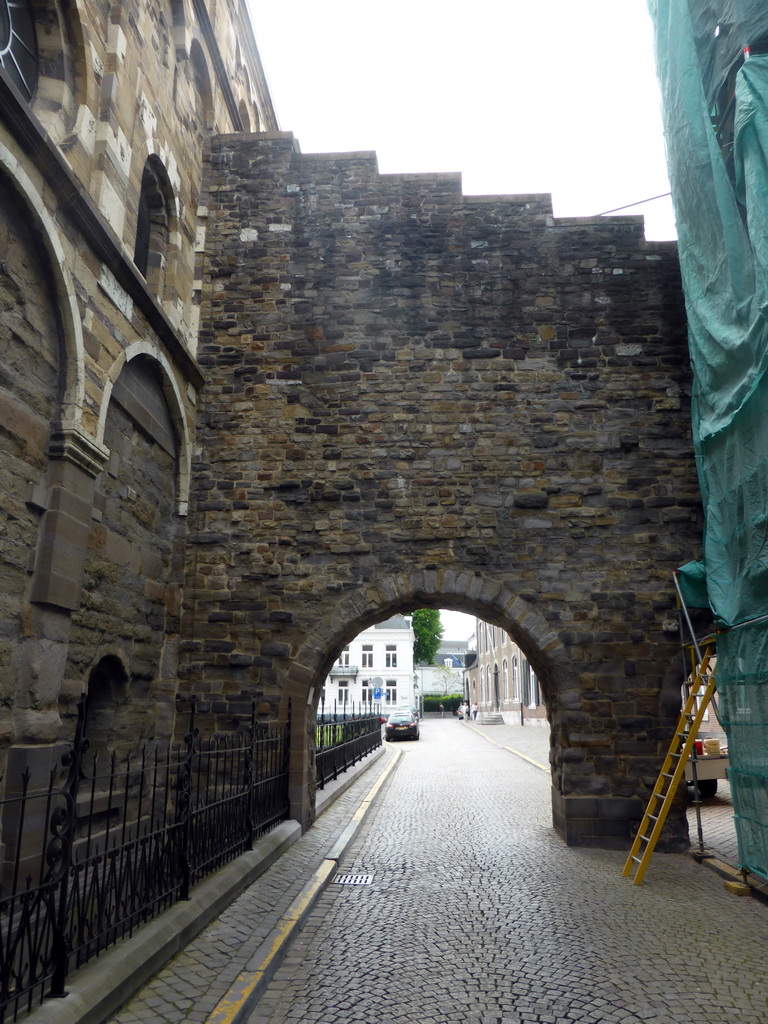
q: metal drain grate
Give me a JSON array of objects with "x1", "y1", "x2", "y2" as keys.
[{"x1": 332, "y1": 873, "x2": 374, "y2": 885}]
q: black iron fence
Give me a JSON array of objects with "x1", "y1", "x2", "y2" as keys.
[
  {"x1": 0, "y1": 697, "x2": 289, "y2": 1022},
  {"x1": 315, "y1": 701, "x2": 383, "y2": 789}
]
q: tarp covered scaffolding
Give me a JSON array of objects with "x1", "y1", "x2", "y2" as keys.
[{"x1": 649, "y1": 0, "x2": 768, "y2": 878}]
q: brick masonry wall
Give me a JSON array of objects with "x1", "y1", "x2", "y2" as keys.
[{"x1": 191, "y1": 133, "x2": 703, "y2": 845}]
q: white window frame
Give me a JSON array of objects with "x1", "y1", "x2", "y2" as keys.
[{"x1": 529, "y1": 667, "x2": 539, "y2": 709}]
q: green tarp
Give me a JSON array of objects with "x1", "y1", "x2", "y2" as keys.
[
  {"x1": 649, "y1": 0, "x2": 768, "y2": 877},
  {"x1": 676, "y1": 560, "x2": 711, "y2": 609}
]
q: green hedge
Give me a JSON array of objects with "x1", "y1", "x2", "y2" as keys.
[{"x1": 423, "y1": 694, "x2": 464, "y2": 713}]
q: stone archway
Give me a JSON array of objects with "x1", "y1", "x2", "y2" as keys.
[
  {"x1": 189, "y1": 133, "x2": 702, "y2": 850},
  {"x1": 281, "y1": 570, "x2": 570, "y2": 723},
  {"x1": 280, "y1": 570, "x2": 573, "y2": 833}
]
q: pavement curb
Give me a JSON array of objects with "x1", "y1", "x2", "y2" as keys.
[{"x1": 204, "y1": 746, "x2": 402, "y2": 1024}]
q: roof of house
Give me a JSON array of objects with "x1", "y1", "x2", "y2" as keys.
[{"x1": 374, "y1": 614, "x2": 411, "y2": 630}]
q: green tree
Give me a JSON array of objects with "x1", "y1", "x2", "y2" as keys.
[{"x1": 412, "y1": 609, "x2": 444, "y2": 664}]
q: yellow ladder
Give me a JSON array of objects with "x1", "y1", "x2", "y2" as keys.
[{"x1": 622, "y1": 645, "x2": 716, "y2": 885}]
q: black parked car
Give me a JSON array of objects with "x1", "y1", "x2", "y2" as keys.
[{"x1": 385, "y1": 711, "x2": 420, "y2": 741}]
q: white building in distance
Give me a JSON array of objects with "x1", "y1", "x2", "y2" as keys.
[
  {"x1": 416, "y1": 640, "x2": 468, "y2": 697},
  {"x1": 322, "y1": 615, "x2": 415, "y2": 714}
]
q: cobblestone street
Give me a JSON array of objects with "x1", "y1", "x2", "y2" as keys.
[{"x1": 247, "y1": 719, "x2": 768, "y2": 1024}]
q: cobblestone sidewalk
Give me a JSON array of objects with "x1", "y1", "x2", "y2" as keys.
[
  {"x1": 468, "y1": 719, "x2": 740, "y2": 867},
  {"x1": 57, "y1": 719, "x2": 747, "y2": 1024},
  {"x1": 248, "y1": 718, "x2": 768, "y2": 1024}
]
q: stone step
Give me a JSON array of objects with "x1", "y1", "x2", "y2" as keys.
[{"x1": 478, "y1": 713, "x2": 505, "y2": 725}]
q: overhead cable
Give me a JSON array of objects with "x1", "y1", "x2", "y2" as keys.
[{"x1": 596, "y1": 191, "x2": 672, "y2": 216}]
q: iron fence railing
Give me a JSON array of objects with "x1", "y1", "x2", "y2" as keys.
[
  {"x1": 0, "y1": 697, "x2": 289, "y2": 1022},
  {"x1": 0, "y1": 690, "x2": 385, "y2": 1020},
  {"x1": 315, "y1": 702, "x2": 382, "y2": 790}
]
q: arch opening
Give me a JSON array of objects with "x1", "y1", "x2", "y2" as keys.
[
  {"x1": 189, "y1": 38, "x2": 213, "y2": 131},
  {"x1": 133, "y1": 155, "x2": 177, "y2": 299},
  {"x1": 288, "y1": 583, "x2": 563, "y2": 720},
  {"x1": 271, "y1": 569, "x2": 689, "y2": 849},
  {"x1": 83, "y1": 654, "x2": 129, "y2": 763},
  {"x1": 278, "y1": 570, "x2": 569, "y2": 831}
]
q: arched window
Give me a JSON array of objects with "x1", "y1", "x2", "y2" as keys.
[
  {"x1": 479, "y1": 667, "x2": 485, "y2": 706},
  {"x1": 503, "y1": 659, "x2": 508, "y2": 700},
  {"x1": 512, "y1": 657, "x2": 520, "y2": 702},
  {"x1": 3, "y1": 0, "x2": 86, "y2": 144},
  {"x1": 0, "y1": 0, "x2": 38, "y2": 100},
  {"x1": 190, "y1": 38, "x2": 213, "y2": 131},
  {"x1": 238, "y1": 98, "x2": 251, "y2": 131},
  {"x1": 134, "y1": 156, "x2": 175, "y2": 296}
]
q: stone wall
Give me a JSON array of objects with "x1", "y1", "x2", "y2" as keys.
[
  {"x1": 0, "y1": 0, "x2": 275, "y2": 780},
  {"x1": 67, "y1": 357, "x2": 183, "y2": 754},
  {"x1": 0, "y1": 177, "x2": 61, "y2": 772},
  {"x1": 189, "y1": 133, "x2": 704, "y2": 847}
]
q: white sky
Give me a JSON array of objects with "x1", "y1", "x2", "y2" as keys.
[
  {"x1": 251, "y1": 0, "x2": 676, "y2": 240},
  {"x1": 440, "y1": 609, "x2": 476, "y2": 642}
]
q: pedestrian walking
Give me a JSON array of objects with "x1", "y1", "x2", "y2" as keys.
[
  {"x1": 439, "y1": 703, "x2": 444, "y2": 718},
  {"x1": 472, "y1": 702, "x2": 478, "y2": 721}
]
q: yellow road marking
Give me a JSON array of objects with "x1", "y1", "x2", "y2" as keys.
[
  {"x1": 206, "y1": 746, "x2": 402, "y2": 1024},
  {"x1": 206, "y1": 858, "x2": 336, "y2": 1024},
  {"x1": 349, "y1": 745, "x2": 401, "y2": 821}
]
